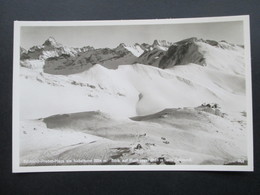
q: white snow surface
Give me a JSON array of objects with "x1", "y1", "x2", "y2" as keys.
[
  {"x1": 20, "y1": 60, "x2": 245, "y2": 119},
  {"x1": 197, "y1": 41, "x2": 245, "y2": 75},
  {"x1": 124, "y1": 44, "x2": 145, "y2": 57},
  {"x1": 20, "y1": 60, "x2": 45, "y2": 69},
  {"x1": 20, "y1": 107, "x2": 247, "y2": 166}
]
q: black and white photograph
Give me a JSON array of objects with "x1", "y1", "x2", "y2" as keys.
[{"x1": 12, "y1": 16, "x2": 253, "y2": 172}]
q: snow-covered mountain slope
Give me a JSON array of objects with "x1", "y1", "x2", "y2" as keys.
[
  {"x1": 19, "y1": 37, "x2": 246, "y2": 118},
  {"x1": 158, "y1": 38, "x2": 244, "y2": 74},
  {"x1": 195, "y1": 40, "x2": 244, "y2": 75},
  {"x1": 20, "y1": 62, "x2": 245, "y2": 119},
  {"x1": 116, "y1": 43, "x2": 145, "y2": 57},
  {"x1": 164, "y1": 63, "x2": 245, "y2": 114},
  {"x1": 20, "y1": 106, "x2": 247, "y2": 166},
  {"x1": 19, "y1": 65, "x2": 139, "y2": 119},
  {"x1": 134, "y1": 38, "x2": 244, "y2": 74},
  {"x1": 20, "y1": 59, "x2": 45, "y2": 69}
]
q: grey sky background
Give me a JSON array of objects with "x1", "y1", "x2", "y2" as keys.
[{"x1": 21, "y1": 21, "x2": 244, "y2": 50}]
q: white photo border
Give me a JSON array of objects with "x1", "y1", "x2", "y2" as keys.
[{"x1": 13, "y1": 15, "x2": 253, "y2": 173}]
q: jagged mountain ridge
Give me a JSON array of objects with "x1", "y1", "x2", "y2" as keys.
[
  {"x1": 152, "y1": 39, "x2": 173, "y2": 51},
  {"x1": 20, "y1": 37, "x2": 244, "y2": 75},
  {"x1": 20, "y1": 37, "x2": 144, "y2": 61},
  {"x1": 20, "y1": 37, "x2": 173, "y2": 74},
  {"x1": 20, "y1": 37, "x2": 95, "y2": 61},
  {"x1": 158, "y1": 37, "x2": 244, "y2": 69},
  {"x1": 43, "y1": 46, "x2": 137, "y2": 74},
  {"x1": 138, "y1": 37, "x2": 244, "y2": 75}
]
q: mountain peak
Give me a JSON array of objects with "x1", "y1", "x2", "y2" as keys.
[
  {"x1": 152, "y1": 40, "x2": 159, "y2": 46},
  {"x1": 174, "y1": 37, "x2": 199, "y2": 45},
  {"x1": 152, "y1": 40, "x2": 172, "y2": 48},
  {"x1": 118, "y1": 43, "x2": 126, "y2": 47},
  {"x1": 43, "y1": 37, "x2": 61, "y2": 47},
  {"x1": 20, "y1": 47, "x2": 27, "y2": 54}
]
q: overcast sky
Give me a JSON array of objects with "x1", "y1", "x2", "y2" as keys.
[{"x1": 21, "y1": 21, "x2": 244, "y2": 50}]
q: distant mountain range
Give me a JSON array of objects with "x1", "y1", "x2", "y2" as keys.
[{"x1": 20, "y1": 37, "x2": 244, "y2": 75}]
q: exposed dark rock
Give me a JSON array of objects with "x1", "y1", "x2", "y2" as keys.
[
  {"x1": 158, "y1": 37, "x2": 206, "y2": 68},
  {"x1": 134, "y1": 144, "x2": 142, "y2": 150}
]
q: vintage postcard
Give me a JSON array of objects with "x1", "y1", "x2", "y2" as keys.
[{"x1": 13, "y1": 15, "x2": 253, "y2": 172}]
